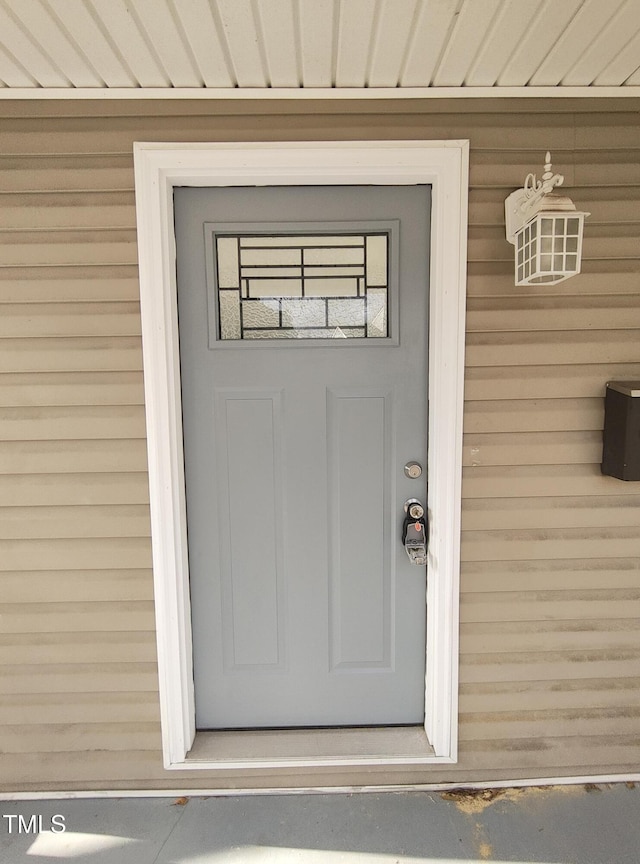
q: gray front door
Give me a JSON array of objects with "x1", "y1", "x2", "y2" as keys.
[{"x1": 175, "y1": 184, "x2": 430, "y2": 729}]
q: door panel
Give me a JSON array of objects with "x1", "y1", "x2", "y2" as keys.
[
  {"x1": 216, "y1": 390, "x2": 285, "y2": 672},
  {"x1": 327, "y1": 389, "x2": 391, "y2": 671},
  {"x1": 174, "y1": 185, "x2": 430, "y2": 729}
]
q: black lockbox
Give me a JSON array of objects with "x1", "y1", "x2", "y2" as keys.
[{"x1": 601, "y1": 381, "x2": 640, "y2": 481}]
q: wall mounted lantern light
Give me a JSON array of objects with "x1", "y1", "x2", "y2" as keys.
[{"x1": 505, "y1": 152, "x2": 589, "y2": 286}]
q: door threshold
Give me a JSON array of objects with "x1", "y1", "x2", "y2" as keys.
[{"x1": 183, "y1": 725, "x2": 439, "y2": 770}]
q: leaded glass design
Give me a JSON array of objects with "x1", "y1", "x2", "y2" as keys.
[{"x1": 215, "y1": 233, "x2": 389, "y2": 340}]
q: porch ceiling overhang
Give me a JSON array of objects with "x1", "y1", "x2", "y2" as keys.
[{"x1": 0, "y1": 0, "x2": 639, "y2": 100}]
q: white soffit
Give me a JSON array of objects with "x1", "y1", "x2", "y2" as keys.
[{"x1": 0, "y1": 0, "x2": 639, "y2": 99}]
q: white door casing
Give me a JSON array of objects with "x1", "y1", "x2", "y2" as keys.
[{"x1": 134, "y1": 141, "x2": 468, "y2": 773}]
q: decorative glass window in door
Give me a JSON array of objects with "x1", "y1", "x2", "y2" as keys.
[{"x1": 214, "y1": 232, "x2": 389, "y2": 340}]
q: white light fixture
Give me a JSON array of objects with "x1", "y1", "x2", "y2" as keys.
[{"x1": 505, "y1": 152, "x2": 589, "y2": 286}]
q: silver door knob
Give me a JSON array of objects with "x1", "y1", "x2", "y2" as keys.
[
  {"x1": 402, "y1": 499, "x2": 428, "y2": 565},
  {"x1": 404, "y1": 498, "x2": 424, "y2": 519}
]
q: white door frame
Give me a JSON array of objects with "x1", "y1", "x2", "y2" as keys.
[{"x1": 134, "y1": 140, "x2": 468, "y2": 772}]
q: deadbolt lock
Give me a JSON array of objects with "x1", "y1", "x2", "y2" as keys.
[{"x1": 404, "y1": 461, "x2": 423, "y2": 479}]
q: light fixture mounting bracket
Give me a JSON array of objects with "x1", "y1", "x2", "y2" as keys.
[{"x1": 505, "y1": 151, "x2": 566, "y2": 244}]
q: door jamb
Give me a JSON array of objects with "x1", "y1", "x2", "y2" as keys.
[{"x1": 134, "y1": 140, "x2": 468, "y2": 771}]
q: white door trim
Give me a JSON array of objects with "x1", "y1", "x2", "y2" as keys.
[{"x1": 134, "y1": 140, "x2": 468, "y2": 772}]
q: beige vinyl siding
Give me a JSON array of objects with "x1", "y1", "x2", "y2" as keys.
[{"x1": 0, "y1": 98, "x2": 638, "y2": 792}]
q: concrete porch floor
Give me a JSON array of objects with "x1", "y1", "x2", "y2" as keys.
[{"x1": 1, "y1": 782, "x2": 639, "y2": 863}]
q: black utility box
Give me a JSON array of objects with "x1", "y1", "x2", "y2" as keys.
[{"x1": 602, "y1": 381, "x2": 640, "y2": 481}]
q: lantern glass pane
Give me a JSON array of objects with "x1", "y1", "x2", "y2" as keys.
[{"x1": 514, "y1": 210, "x2": 585, "y2": 286}]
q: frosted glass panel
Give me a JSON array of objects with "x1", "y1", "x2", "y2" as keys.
[
  {"x1": 366, "y1": 235, "x2": 388, "y2": 286},
  {"x1": 366, "y1": 289, "x2": 387, "y2": 337},
  {"x1": 219, "y1": 291, "x2": 241, "y2": 339},
  {"x1": 217, "y1": 237, "x2": 240, "y2": 288},
  {"x1": 244, "y1": 328, "x2": 365, "y2": 339},
  {"x1": 305, "y1": 278, "x2": 359, "y2": 297},
  {"x1": 215, "y1": 232, "x2": 389, "y2": 341},
  {"x1": 303, "y1": 247, "x2": 364, "y2": 265},
  {"x1": 241, "y1": 235, "x2": 362, "y2": 247},
  {"x1": 245, "y1": 279, "x2": 303, "y2": 298},
  {"x1": 242, "y1": 299, "x2": 280, "y2": 329},
  {"x1": 281, "y1": 298, "x2": 326, "y2": 328},
  {"x1": 328, "y1": 298, "x2": 365, "y2": 327},
  {"x1": 241, "y1": 248, "x2": 301, "y2": 266}
]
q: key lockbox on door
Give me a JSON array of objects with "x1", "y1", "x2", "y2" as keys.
[{"x1": 601, "y1": 381, "x2": 640, "y2": 481}]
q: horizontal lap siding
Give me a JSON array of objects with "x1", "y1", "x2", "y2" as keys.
[
  {"x1": 459, "y1": 101, "x2": 640, "y2": 788},
  {"x1": 0, "y1": 99, "x2": 638, "y2": 791},
  {"x1": 0, "y1": 107, "x2": 156, "y2": 792}
]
